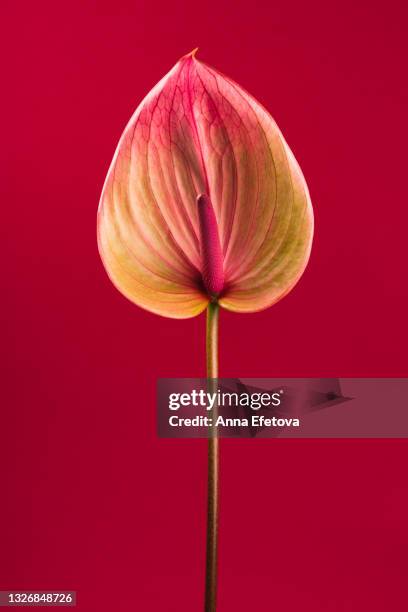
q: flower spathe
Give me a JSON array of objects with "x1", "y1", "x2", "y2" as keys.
[{"x1": 97, "y1": 50, "x2": 314, "y2": 318}]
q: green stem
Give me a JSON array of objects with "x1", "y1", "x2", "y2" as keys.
[{"x1": 205, "y1": 302, "x2": 219, "y2": 612}]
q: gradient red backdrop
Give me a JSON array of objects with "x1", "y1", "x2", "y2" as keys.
[{"x1": 2, "y1": 1, "x2": 408, "y2": 610}]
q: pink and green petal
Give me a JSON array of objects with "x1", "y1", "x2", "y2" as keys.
[{"x1": 98, "y1": 52, "x2": 313, "y2": 318}]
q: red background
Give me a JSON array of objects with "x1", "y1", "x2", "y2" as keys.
[{"x1": 2, "y1": 1, "x2": 408, "y2": 610}]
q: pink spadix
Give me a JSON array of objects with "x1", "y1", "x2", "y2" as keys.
[{"x1": 197, "y1": 194, "x2": 224, "y2": 297}]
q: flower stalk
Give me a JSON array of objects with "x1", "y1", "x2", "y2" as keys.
[{"x1": 205, "y1": 301, "x2": 219, "y2": 612}]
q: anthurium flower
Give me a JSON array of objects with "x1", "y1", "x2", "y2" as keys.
[{"x1": 97, "y1": 50, "x2": 313, "y2": 318}]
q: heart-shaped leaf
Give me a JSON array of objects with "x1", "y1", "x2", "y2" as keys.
[{"x1": 98, "y1": 51, "x2": 313, "y2": 318}]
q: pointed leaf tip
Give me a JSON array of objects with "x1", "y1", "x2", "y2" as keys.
[{"x1": 181, "y1": 47, "x2": 199, "y2": 60}]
